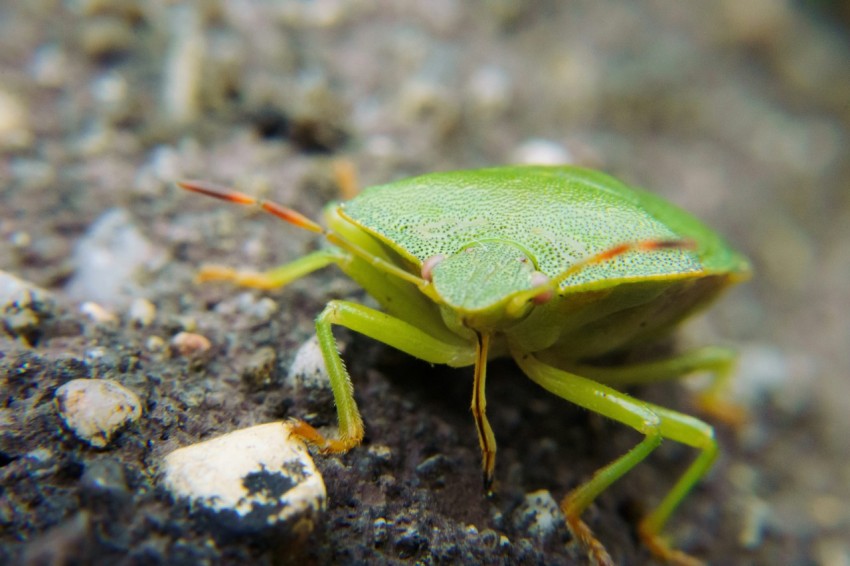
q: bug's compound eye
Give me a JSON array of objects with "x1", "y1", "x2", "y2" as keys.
[
  {"x1": 530, "y1": 271, "x2": 554, "y2": 305},
  {"x1": 421, "y1": 254, "x2": 446, "y2": 282}
]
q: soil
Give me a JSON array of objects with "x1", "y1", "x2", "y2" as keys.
[{"x1": 2, "y1": 2, "x2": 849, "y2": 565}]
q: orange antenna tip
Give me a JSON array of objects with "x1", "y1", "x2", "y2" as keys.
[{"x1": 177, "y1": 180, "x2": 258, "y2": 206}]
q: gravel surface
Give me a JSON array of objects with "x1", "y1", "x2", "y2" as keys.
[{"x1": 2, "y1": 2, "x2": 849, "y2": 565}]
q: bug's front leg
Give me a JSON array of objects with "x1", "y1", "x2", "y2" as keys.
[
  {"x1": 471, "y1": 332, "x2": 497, "y2": 491},
  {"x1": 289, "y1": 299, "x2": 475, "y2": 453}
]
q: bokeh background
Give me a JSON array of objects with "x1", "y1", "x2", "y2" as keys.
[{"x1": 1, "y1": 2, "x2": 849, "y2": 564}]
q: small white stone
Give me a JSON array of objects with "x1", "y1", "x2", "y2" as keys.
[
  {"x1": 29, "y1": 43, "x2": 70, "y2": 88},
  {"x1": 511, "y1": 138, "x2": 574, "y2": 166},
  {"x1": 466, "y1": 65, "x2": 512, "y2": 118},
  {"x1": 0, "y1": 270, "x2": 54, "y2": 309},
  {"x1": 722, "y1": 342, "x2": 816, "y2": 418},
  {"x1": 0, "y1": 88, "x2": 33, "y2": 149},
  {"x1": 0, "y1": 270, "x2": 57, "y2": 344},
  {"x1": 128, "y1": 298, "x2": 156, "y2": 327},
  {"x1": 163, "y1": 4, "x2": 205, "y2": 123},
  {"x1": 170, "y1": 331, "x2": 212, "y2": 357},
  {"x1": 146, "y1": 335, "x2": 166, "y2": 351},
  {"x1": 278, "y1": 0, "x2": 352, "y2": 28},
  {"x1": 10, "y1": 231, "x2": 31, "y2": 248},
  {"x1": 80, "y1": 301, "x2": 119, "y2": 325},
  {"x1": 512, "y1": 489, "x2": 565, "y2": 542},
  {"x1": 162, "y1": 422, "x2": 326, "y2": 534},
  {"x1": 66, "y1": 208, "x2": 167, "y2": 309},
  {"x1": 738, "y1": 495, "x2": 770, "y2": 550},
  {"x1": 213, "y1": 292, "x2": 278, "y2": 323},
  {"x1": 55, "y1": 379, "x2": 142, "y2": 448},
  {"x1": 287, "y1": 335, "x2": 331, "y2": 390},
  {"x1": 367, "y1": 444, "x2": 393, "y2": 463}
]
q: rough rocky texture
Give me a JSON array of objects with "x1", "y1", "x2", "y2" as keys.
[
  {"x1": 0, "y1": 270, "x2": 58, "y2": 346},
  {"x1": 1, "y1": 2, "x2": 849, "y2": 565}
]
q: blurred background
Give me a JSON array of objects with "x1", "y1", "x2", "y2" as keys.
[{"x1": 1, "y1": 1, "x2": 848, "y2": 564}]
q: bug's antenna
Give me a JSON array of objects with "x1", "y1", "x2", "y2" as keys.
[
  {"x1": 178, "y1": 180, "x2": 325, "y2": 234},
  {"x1": 509, "y1": 239, "x2": 697, "y2": 313},
  {"x1": 178, "y1": 180, "x2": 431, "y2": 289}
]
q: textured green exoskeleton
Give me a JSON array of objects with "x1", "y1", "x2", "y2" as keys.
[{"x1": 179, "y1": 166, "x2": 750, "y2": 566}]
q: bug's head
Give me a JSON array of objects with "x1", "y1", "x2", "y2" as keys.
[{"x1": 423, "y1": 240, "x2": 552, "y2": 330}]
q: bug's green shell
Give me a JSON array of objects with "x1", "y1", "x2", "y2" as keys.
[{"x1": 340, "y1": 166, "x2": 749, "y2": 294}]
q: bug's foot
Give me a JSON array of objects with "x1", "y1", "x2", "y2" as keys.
[
  {"x1": 482, "y1": 470, "x2": 494, "y2": 495},
  {"x1": 638, "y1": 520, "x2": 704, "y2": 566},
  {"x1": 331, "y1": 157, "x2": 360, "y2": 200},
  {"x1": 287, "y1": 418, "x2": 361, "y2": 454},
  {"x1": 196, "y1": 265, "x2": 279, "y2": 290},
  {"x1": 564, "y1": 514, "x2": 614, "y2": 566},
  {"x1": 694, "y1": 392, "x2": 748, "y2": 428}
]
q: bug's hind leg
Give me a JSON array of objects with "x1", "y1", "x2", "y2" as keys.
[
  {"x1": 512, "y1": 347, "x2": 716, "y2": 566},
  {"x1": 566, "y1": 346, "x2": 747, "y2": 426},
  {"x1": 635, "y1": 404, "x2": 717, "y2": 566}
]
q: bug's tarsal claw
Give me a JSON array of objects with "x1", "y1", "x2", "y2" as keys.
[
  {"x1": 638, "y1": 520, "x2": 705, "y2": 566},
  {"x1": 288, "y1": 418, "x2": 364, "y2": 454},
  {"x1": 565, "y1": 515, "x2": 615, "y2": 566},
  {"x1": 287, "y1": 418, "x2": 326, "y2": 448},
  {"x1": 482, "y1": 469, "x2": 494, "y2": 494},
  {"x1": 195, "y1": 265, "x2": 285, "y2": 290},
  {"x1": 195, "y1": 265, "x2": 239, "y2": 284},
  {"x1": 694, "y1": 392, "x2": 749, "y2": 428}
]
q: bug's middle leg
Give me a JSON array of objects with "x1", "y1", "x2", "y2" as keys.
[{"x1": 290, "y1": 299, "x2": 475, "y2": 453}]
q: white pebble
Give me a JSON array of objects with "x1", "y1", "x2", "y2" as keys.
[
  {"x1": 162, "y1": 422, "x2": 326, "y2": 533},
  {"x1": 733, "y1": 342, "x2": 815, "y2": 415},
  {"x1": 146, "y1": 335, "x2": 166, "y2": 351},
  {"x1": 466, "y1": 65, "x2": 512, "y2": 118},
  {"x1": 738, "y1": 495, "x2": 770, "y2": 549},
  {"x1": 287, "y1": 335, "x2": 330, "y2": 390},
  {"x1": 163, "y1": 4, "x2": 204, "y2": 123},
  {"x1": 512, "y1": 490, "x2": 565, "y2": 542},
  {"x1": 80, "y1": 301, "x2": 119, "y2": 325},
  {"x1": 214, "y1": 292, "x2": 278, "y2": 323},
  {"x1": 0, "y1": 269, "x2": 57, "y2": 344},
  {"x1": 511, "y1": 138, "x2": 574, "y2": 166},
  {"x1": 10, "y1": 231, "x2": 31, "y2": 248},
  {"x1": 170, "y1": 331, "x2": 212, "y2": 357},
  {"x1": 128, "y1": 298, "x2": 156, "y2": 327},
  {"x1": 0, "y1": 88, "x2": 33, "y2": 149},
  {"x1": 66, "y1": 208, "x2": 166, "y2": 309},
  {"x1": 55, "y1": 379, "x2": 142, "y2": 448}
]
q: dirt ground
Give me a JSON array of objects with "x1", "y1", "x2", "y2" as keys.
[{"x1": 2, "y1": 2, "x2": 849, "y2": 565}]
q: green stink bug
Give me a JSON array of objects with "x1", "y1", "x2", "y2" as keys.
[{"x1": 179, "y1": 166, "x2": 750, "y2": 565}]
